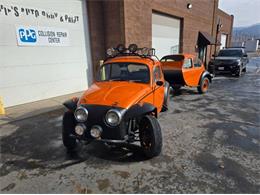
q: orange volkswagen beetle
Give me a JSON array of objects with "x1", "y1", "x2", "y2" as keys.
[
  {"x1": 161, "y1": 54, "x2": 212, "y2": 93},
  {"x1": 62, "y1": 44, "x2": 170, "y2": 158}
]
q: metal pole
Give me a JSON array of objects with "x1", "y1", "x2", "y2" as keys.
[{"x1": 214, "y1": 23, "x2": 219, "y2": 60}]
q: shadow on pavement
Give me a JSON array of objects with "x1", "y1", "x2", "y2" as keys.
[{"x1": 0, "y1": 108, "x2": 147, "y2": 177}]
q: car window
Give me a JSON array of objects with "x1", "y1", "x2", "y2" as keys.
[
  {"x1": 194, "y1": 57, "x2": 202, "y2": 67},
  {"x1": 183, "y1": 58, "x2": 192, "y2": 68},
  {"x1": 160, "y1": 55, "x2": 184, "y2": 62},
  {"x1": 153, "y1": 66, "x2": 161, "y2": 82},
  {"x1": 98, "y1": 62, "x2": 150, "y2": 83},
  {"x1": 218, "y1": 49, "x2": 242, "y2": 57}
]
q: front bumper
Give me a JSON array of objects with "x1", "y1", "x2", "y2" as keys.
[
  {"x1": 72, "y1": 104, "x2": 128, "y2": 141},
  {"x1": 209, "y1": 63, "x2": 240, "y2": 74}
]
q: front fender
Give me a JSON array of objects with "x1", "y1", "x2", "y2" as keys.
[
  {"x1": 199, "y1": 71, "x2": 212, "y2": 85},
  {"x1": 63, "y1": 97, "x2": 79, "y2": 111},
  {"x1": 123, "y1": 103, "x2": 157, "y2": 120}
]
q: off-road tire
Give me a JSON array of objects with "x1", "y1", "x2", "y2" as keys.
[
  {"x1": 62, "y1": 111, "x2": 77, "y2": 150},
  {"x1": 197, "y1": 77, "x2": 210, "y2": 94},
  {"x1": 139, "y1": 115, "x2": 162, "y2": 158}
]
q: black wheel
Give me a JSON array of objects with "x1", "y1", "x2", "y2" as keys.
[
  {"x1": 235, "y1": 66, "x2": 242, "y2": 77},
  {"x1": 197, "y1": 77, "x2": 210, "y2": 94},
  {"x1": 139, "y1": 115, "x2": 162, "y2": 158},
  {"x1": 62, "y1": 111, "x2": 77, "y2": 150},
  {"x1": 161, "y1": 82, "x2": 170, "y2": 112}
]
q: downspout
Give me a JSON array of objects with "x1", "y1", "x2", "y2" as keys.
[{"x1": 210, "y1": 0, "x2": 217, "y2": 58}]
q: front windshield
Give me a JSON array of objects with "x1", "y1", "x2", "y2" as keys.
[
  {"x1": 97, "y1": 62, "x2": 150, "y2": 83},
  {"x1": 218, "y1": 49, "x2": 242, "y2": 57}
]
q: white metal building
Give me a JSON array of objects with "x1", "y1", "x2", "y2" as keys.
[{"x1": 0, "y1": 0, "x2": 92, "y2": 107}]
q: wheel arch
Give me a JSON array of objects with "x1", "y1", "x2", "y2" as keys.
[
  {"x1": 123, "y1": 103, "x2": 157, "y2": 120},
  {"x1": 63, "y1": 98, "x2": 79, "y2": 111},
  {"x1": 199, "y1": 71, "x2": 212, "y2": 85}
]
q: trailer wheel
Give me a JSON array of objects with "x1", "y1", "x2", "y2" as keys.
[{"x1": 198, "y1": 77, "x2": 209, "y2": 94}]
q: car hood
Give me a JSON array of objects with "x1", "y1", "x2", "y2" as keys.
[
  {"x1": 78, "y1": 81, "x2": 152, "y2": 109},
  {"x1": 214, "y1": 56, "x2": 240, "y2": 61}
]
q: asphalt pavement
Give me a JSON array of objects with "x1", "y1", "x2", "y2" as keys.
[{"x1": 0, "y1": 57, "x2": 259, "y2": 193}]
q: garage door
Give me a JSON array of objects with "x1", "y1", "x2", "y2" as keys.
[
  {"x1": 152, "y1": 13, "x2": 181, "y2": 59},
  {"x1": 0, "y1": 0, "x2": 92, "y2": 107}
]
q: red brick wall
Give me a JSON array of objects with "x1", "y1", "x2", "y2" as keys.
[
  {"x1": 87, "y1": 0, "x2": 125, "y2": 76},
  {"x1": 216, "y1": 8, "x2": 234, "y2": 50},
  {"x1": 87, "y1": 0, "x2": 233, "y2": 71},
  {"x1": 87, "y1": 0, "x2": 106, "y2": 76}
]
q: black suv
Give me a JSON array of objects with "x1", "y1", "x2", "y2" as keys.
[{"x1": 208, "y1": 48, "x2": 249, "y2": 77}]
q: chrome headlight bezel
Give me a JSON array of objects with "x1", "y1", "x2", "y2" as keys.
[
  {"x1": 74, "y1": 106, "x2": 88, "y2": 122},
  {"x1": 105, "y1": 109, "x2": 122, "y2": 127}
]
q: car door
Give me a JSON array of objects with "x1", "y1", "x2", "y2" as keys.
[
  {"x1": 182, "y1": 57, "x2": 204, "y2": 86},
  {"x1": 182, "y1": 58, "x2": 195, "y2": 86},
  {"x1": 193, "y1": 57, "x2": 205, "y2": 85},
  {"x1": 153, "y1": 65, "x2": 164, "y2": 112}
]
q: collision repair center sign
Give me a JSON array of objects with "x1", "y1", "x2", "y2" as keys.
[{"x1": 16, "y1": 26, "x2": 70, "y2": 46}]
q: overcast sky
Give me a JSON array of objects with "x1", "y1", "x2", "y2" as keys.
[{"x1": 218, "y1": 0, "x2": 260, "y2": 27}]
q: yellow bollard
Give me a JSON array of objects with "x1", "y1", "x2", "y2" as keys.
[{"x1": 0, "y1": 96, "x2": 5, "y2": 115}]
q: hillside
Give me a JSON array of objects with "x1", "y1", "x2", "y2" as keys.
[{"x1": 233, "y1": 23, "x2": 260, "y2": 41}]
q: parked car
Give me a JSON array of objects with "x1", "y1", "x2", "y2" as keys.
[
  {"x1": 161, "y1": 54, "x2": 212, "y2": 93},
  {"x1": 62, "y1": 44, "x2": 170, "y2": 158},
  {"x1": 208, "y1": 47, "x2": 249, "y2": 77}
]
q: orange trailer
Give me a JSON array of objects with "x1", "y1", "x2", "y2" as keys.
[{"x1": 161, "y1": 54, "x2": 212, "y2": 93}]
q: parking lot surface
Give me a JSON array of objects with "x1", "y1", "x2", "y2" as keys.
[{"x1": 0, "y1": 57, "x2": 260, "y2": 193}]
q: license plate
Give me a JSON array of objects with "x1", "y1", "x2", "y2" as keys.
[{"x1": 218, "y1": 67, "x2": 224, "y2": 70}]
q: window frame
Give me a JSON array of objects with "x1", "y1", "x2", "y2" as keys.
[
  {"x1": 97, "y1": 62, "x2": 151, "y2": 84},
  {"x1": 183, "y1": 58, "x2": 193, "y2": 69}
]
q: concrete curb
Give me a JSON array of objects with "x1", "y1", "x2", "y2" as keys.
[{"x1": 0, "y1": 91, "x2": 83, "y2": 126}]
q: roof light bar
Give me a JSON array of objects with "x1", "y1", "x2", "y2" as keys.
[{"x1": 106, "y1": 43, "x2": 157, "y2": 58}]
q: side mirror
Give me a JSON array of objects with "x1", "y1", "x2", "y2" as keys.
[
  {"x1": 156, "y1": 80, "x2": 164, "y2": 86},
  {"x1": 243, "y1": 54, "x2": 248, "y2": 57}
]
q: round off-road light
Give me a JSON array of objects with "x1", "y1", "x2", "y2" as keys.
[
  {"x1": 128, "y1": 44, "x2": 138, "y2": 53},
  {"x1": 90, "y1": 125, "x2": 103, "y2": 138},
  {"x1": 106, "y1": 47, "x2": 115, "y2": 57},
  {"x1": 74, "y1": 106, "x2": 88, "y2": 122},
  {"x1": 75, "y1": 124, "x2": 86, "y2": 135},
  {"x1": 116, "y1": 44, "x2": 126, "y2": 53},
  {"x1": 105, "y1": 109, "x2": 122, "y2": 126},
  {"x1": 148, "y1": 48, "x2": 155, "y2": 56}
]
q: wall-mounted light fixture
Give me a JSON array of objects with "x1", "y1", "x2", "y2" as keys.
[{"x1": 187, "y1": 3, "x2": 192, "y2": 9}]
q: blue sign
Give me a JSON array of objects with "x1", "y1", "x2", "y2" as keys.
[{"x1": 18, "y1": 28, "x2": 37, "y2": 43}]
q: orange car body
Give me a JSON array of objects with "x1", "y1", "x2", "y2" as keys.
[
  {"x1": 161, "y1": 54, "x2": 212, "y2": 89},
  {"x1": 79, "y1": 56, "x2": 166, "y2": 115}
]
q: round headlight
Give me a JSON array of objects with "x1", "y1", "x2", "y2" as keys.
[
  {"x1": 90, "y1": 125, "x2": 103, "y2": 138},
  {"x1": 74, "y1": 106, "x2": 88, "y2": 122},
  {"x1": 75, "y1": 124, "x2": 86, "y2": 135},
  {"x1": 105, "y1": 109, "x2": 122, "y2": 126}
]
